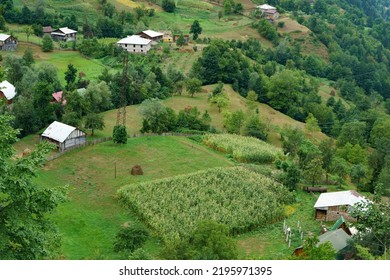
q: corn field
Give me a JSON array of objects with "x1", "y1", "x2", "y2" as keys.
[
  {"x1": 118, "y1": 166, "x2": 293, "y2": 242},
  {"x1": 203, "y1": 134, "x2": 282, "y2": 164}
]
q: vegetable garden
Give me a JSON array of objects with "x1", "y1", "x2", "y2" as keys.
[{"x1": 118, "y1": 166, "x2": 293, "y2": 242}]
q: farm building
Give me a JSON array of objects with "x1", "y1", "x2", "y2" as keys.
[
  {"x1": 0, "y1": 80, "x2": 17, "y2": 104},
  {"x1": 42, "y1": 26, "x2": 53, "y2": 35},
  {"x1": 117, "y1": 35, "x2": 152, "y2": 54},
  {"x1": 317, "y1": 228, "x2": 352, "y2": 252},
  {"x1": 257, "y1": 4, "x2": 280, "y2": 21},
  {"x1": 137, "y1": 30, "x2": 163, "y2": 43},
  {"x1": 293, "y1": 228, "x2": 352, "y2": 257},
  {"x1": 51, "y1": 27, "x2": 77, "y2": 41},
  {"x1": 314, "y1": 190, "x2": 368, "y2": 221},
  {"x1": 0, "y1": 33, "x2": 17, "y2": 51},
  {"x1": 40, "y1": 121, "x2": 86, "y2": 151},
  {"x1": 162, "y1": 31, "x2": 173, "y2": 43}
]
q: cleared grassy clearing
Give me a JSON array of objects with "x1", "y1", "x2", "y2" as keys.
[{"x1": 34, "y1": 136, "x2": 233, "y2": 259}]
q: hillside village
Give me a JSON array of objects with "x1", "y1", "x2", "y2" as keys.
[{"x1": 1, "y1": 0, "x2": 390, "y2": 261}]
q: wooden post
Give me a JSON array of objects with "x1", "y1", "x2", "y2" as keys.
[{"x1": 115, "y1": 162, "x2": 117, "y2": 179}]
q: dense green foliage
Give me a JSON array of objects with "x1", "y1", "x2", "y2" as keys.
[
  {"x1": 162, "y1": 220, "x2": 238, "y2": 260},
  {"x1": 113, "y1": 222, "x2": 150, "y2": 254},
  {"x1": 0, "y1": 115, "x2": 67, "y2": 259},
  {"x1": 118, "y1": 166, "x2": 293, "y2": 242}
]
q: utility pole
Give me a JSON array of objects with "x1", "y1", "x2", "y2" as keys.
[{"x1": 116, "y1": 53, "x2": 129, "y2": 127}]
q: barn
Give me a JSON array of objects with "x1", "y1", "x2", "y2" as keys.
[
  {"x1": 41, "y1": 121, "x2": 86, "y2": 151},
  {"x1": 314, "y1": 190, "x2": 368, "y2": 221},
  {"x1": 0, "y1": 80, "x2": 17, "y2": 104}
]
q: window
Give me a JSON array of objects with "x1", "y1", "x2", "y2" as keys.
[
  {"x1": 133, "y1": 44, "x2": 136, "y2": 48},
  {"x1": 141, "y1": 45, "x2": 143, "y2": 48},
  {"x1": 125, "y1": 44, "x2": 127, "y2": 47}
]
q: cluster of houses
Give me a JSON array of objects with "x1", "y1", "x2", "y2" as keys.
[
  {"x1": 0, "y1": 27, "x2": 77, "y2": 53},
  {"x1": 117, "y1": 29, "x2": 189, "y2": 55},
  {"x1": 294, "y1": 190, "x2": 371, "y2": 257}
]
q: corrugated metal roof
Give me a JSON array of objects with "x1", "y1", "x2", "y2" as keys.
[
  {"x1": 52, "y1": 27, "x2": 77, "y2": 35},
  {"x1": 0, "y1": 80, "x2": 17, "y2": 100},
  {"x1": 0, "y1": 33, "x2": 10, "y2": 41},
  {"x1": 317, "y1": 228, "x2": 351, "y2": 251},
  {"x1": 314, "y1": 190, "x2": 367, "y2": 209},
  {"x1": 117, "y1": 35, "x2": 152, "y2": 45},
  {"x1": 141, "y1": 30, "x2": 163, "y2": 38},
  {"x1": 41, "y1": 121, "x2": 76, "y2": 143},
  {"x1": 257, "y1": 4, "x2": 277, "y2": 10},
  {"x1": 330, "y1": 216, "x2": 346, "y2": 231}
]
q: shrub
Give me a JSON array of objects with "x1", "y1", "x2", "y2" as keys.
[{"x1": 114, "y1": 222, "x2": 150, "y2": 253}]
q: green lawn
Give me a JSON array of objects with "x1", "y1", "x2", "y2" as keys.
[{"x1": 34, "y1": 136, "x2": 233, "y2": 259}]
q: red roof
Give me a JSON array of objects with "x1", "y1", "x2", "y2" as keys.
[{"x1": 52, "y1": 91, "x2": 66, "y2": 105}]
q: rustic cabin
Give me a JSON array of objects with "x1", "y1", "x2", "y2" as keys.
[
  {"x1": 0, "y1": 33, "x2": 17, "y2": 51},
  {"x1": 51, "y1": 27, "x2": 77, "y2": 41},
  {"x1": 137, "y1": 30, "x2": 163, "y2": 43},
  {"x1": 257, "y1": 4, "x2": 280, "y2": 21},
  {"x1": 314, "y1": 190, "x2": 368, "y2": 221},
  {"x1": 40, "y1": 121, "x2": 86, "y2": 151}
]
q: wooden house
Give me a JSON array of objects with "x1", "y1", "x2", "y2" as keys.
[
  {"x1": 51, "y1": 27, "x2": 77, "y2": 42},
  {"x1": 40, "y1": 121, "x2": 86, "y2": 151},
  {"x1": 314, "y1": 190, "x2": 368, "y2": 221},
  {"x1": 137, "y1": 30, "x2": 163, "y2": 43},
  {"x1": 117, "y1": 35, "x2": 152, "y2": 54},
  {"x1": 0, "y1": 80, "x2": 17, "y2": 104},
  {"x1": 0, "y1": 33, "x2": 17, "y2": 51},
  {"x1": 257, "y1": 4, "x2": 280, "y2": 21}
]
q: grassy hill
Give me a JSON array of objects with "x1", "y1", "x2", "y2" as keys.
[{"x1": 34, "y1": 136, "x2": 233, "y2": 259}]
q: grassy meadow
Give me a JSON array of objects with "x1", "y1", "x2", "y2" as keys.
[{"x1": 34, "y1": 136, "x2": 233, "y2": 259}]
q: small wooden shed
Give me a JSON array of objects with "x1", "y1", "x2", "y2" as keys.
[
  {"x1": 0, "y1": 33, "x2": 17, "y2": 51},
  {"x1": 41, "y1": 121, "x2": 86, "y2": 151}
]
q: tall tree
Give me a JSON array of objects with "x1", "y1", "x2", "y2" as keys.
[
  {"x1": 0, "y1": 115, "x2": 67, "y2": 259},
  {"x1": 84, "y1": 113, "x2": 105, "y2": 136},
  {"x1": 190, "y1": 20, "x2": 202, "y2": 41},
  {"x1": 41, "y1": 34, "x2": 53, "y2": 52},
  {"x1": 64, "y1": 64, "x2": 77, "y2": 91}
]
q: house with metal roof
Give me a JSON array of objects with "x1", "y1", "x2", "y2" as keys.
[
  {"x1": 40, "y1": 121, "x2": 86, "y2": 151},
  {"x1": 51, "y1": 27, "x2": 77, "y2": 42},
  {"x1": 318, "y1": 228, "x2": 352, "y2": 252},
  {"x1": 0, "y1": 80, "x2": 17, "y2": 104},
  {"x1": 314, "y1": 190, "x2": 368, "y2": 221},
  {"x1": 117, "y1": 35, "x2": 152, "y2": 54},
  {"x1": 256, "y1": 4, "x2": 280, "y2": 21},
  {"x1": 0, "y1": 33, "x2": 17, "y2": 51},
  {"x1": 137, "y1": 30, "x2": 163, "y2": 43}
]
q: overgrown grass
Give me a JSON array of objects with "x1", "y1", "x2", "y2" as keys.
[{"x1": 34, "y1": 136, "x2": 233, "y2": 259}]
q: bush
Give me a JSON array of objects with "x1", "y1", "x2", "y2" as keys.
[
  {"x1": 113, "y1": 125, "x2": 127, "y2": 144},
  {"x1": 114, "y1": 223, "x2": 150, "y2": 253},
  {"x1": 162, "y1": 0, "x2": 176, "y2": 13}
]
